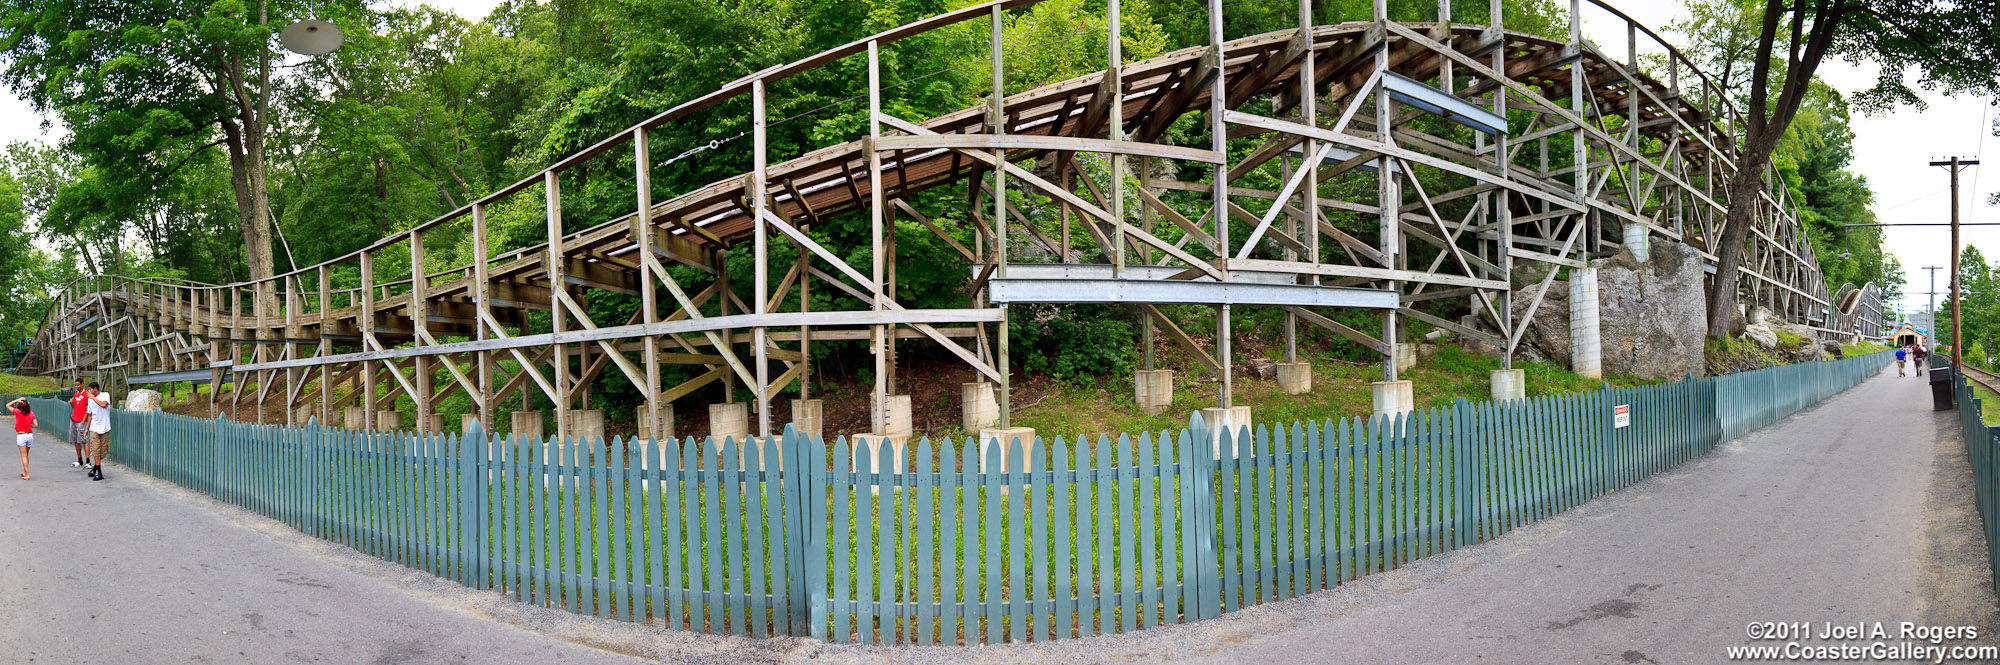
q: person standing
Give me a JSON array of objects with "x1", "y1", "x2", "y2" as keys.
[
  {"x1": 11, "y1": 397, "x2": 33, "y2": 480},
  {"x1": 86, "y1": 382, "x2": 109, "y2": 481},
  {"x1": 68, "y1": 379, "x2": 90, "y2": 469},
  {"x1": 1896, "y1": 345, "x2": 1908, "y2": 376}
]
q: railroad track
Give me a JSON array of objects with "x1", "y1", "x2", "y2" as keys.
[{"x1": 1951, "y1": 358, "x2": 2000, "y2": 395}]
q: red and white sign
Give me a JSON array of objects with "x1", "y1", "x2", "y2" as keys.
[{"x1": 1613, "y1": 404, "x2": 1631, "y2": 429}]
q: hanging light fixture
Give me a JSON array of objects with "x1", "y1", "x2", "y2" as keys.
[{"x1": 279, "y1": 18, "x2": 345, "y2": 56}]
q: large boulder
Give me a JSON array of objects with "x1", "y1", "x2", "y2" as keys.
[
  {"x1": 1466, "y1": 241, "x2": 1706, "y2": 380},
  {"x1": 1743, "y1": 323, "x2": 1779, "y2": 349},
  {"x1": 123, "y1": 388, "x2": 163, "y2": 412},
  {"x1": 1596, "y1": 241, "x2": 1707, "y2": 379}
]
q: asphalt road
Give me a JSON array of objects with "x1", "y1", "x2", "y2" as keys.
[
  {"x1": 0, "y1": 430, "x2": 649, "y2": 665},
  {"x1": 2, "y1": 365, "x2": 1993, "y2": 665},
  {"x1": 1139, "y1": 364, "x2": 2000, "y2": 664}
]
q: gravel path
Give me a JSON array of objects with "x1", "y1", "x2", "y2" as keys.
[{"x1": 3, "y1": 366, "x2": 1993, "y2": 664}]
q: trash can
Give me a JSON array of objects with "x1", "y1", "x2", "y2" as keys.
[{"x1": 1931, "y1": 367, "x2": 1957, "y2": 411}]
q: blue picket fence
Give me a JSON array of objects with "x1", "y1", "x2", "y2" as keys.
[
  {"x1": 18, "y1": 350, "x2": 1888, "y2": 644},
  {"x1": 1942, "y1": 357, "x2": 2000, "y2": 606}
]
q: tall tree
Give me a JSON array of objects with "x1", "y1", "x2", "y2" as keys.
[
  {"x1": 1688, "y1": 0, "x2": 2000, "y2": 336},
  {"x1": 0, "y1": 0, "x2": 326, "y2": 295}
]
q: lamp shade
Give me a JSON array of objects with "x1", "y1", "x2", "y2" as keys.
[{"x1": 279, "y1": 19, "x2": 344, "y2": 56}]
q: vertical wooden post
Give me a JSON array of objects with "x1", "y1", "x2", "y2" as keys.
[
  {"x1": 209, "y1": 287, "x2": 222, "y2": 408},
  {"x1": 1491, "y1": 0, "x2": 1513, "y2": 370},
  {"x1": 991, "y1": 4, "x2": 1013, "y2": 427},
  {"x1": 1208, "y1": 0, "x2": 1232, "y2": 406},
  {"x1": 411, "y1": 229, "x2": 432, "y2": 432},
  {"x1": 1289, "y1": 0, "x2": 1318, "y2": 364},
  {"x1": 631, "y1": 133, "x2": 659, "y2": 441},
  {"x1": 471, "y1": 203, "x2": 495, "y2": 431},
  {"x1": 360, "y1": 250, "x2": 376, "y2": 429},
  {"x1": 1109, "y1": 0, "x2": 1126, "y2": 279},
  {"x1": 286, "y1": 275, "x2": 301, "y2": 423},
  {"x1": 867, "y1": 40, "x2": 888, "y2": 433},
  {"x1": 1375, "y1": 0, "x2": 1401, "y2": 383},
  {"x1": 230, "y1": 285, "x2": 243, "y2": 417},
  {"x1": 1140, "y1": 155, "x2": 1155, "y2": 370},
  {"x1": 752, "y1": 78, "x2": 772, "y2": 438},
  {"x1": 545, "y1": 170, "x2": 570, "y2": 439},
  {"x1": 318, "y1": 265, "x2": 331, "y2": 424}
]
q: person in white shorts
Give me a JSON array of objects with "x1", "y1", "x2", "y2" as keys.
[
  {"x1": 10, "y1": 397, "x2": 35, "y2": 480},
  {"x1": 86, "y1": 383, "x2": 109, "y2": 482}
]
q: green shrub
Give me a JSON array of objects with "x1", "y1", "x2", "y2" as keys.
[{"x1": 1008, "y1": 304, "x2": 1139, "y2": 379}]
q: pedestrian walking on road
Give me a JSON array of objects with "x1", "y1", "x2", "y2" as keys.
[
  {"x1": 85, "y1": 382, "x2": 109, "y2": 482},
  {"x1": 68, "y1": 379, "x2": 89, "y2": 470},
  {"x1": 11, "y1": 397, "x2": 33, "y2": 480},
  {"x1": 1897, "y1": 345, "x2": 1908, "y2": 376},
  {"x1": 1915, "y1": 344, "x2": 1930, "y2": 372}
]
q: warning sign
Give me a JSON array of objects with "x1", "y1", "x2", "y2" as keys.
[{"x1": 1613, "y1": 404, "x2": 1631, "y2": 428}]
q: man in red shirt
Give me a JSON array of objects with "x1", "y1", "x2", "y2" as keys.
[{"x1": 67, "y1": 378, "x2": 89, "y2": 470}]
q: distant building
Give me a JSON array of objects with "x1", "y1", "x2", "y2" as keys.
[{"x1": 1889, "y1": 323, "x2": 1927, "y2": 348}]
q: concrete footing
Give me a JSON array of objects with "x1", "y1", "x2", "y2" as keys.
[
  {"x1": 1275, "y1": 362, "x2": 1312, "y2": 395},
  {"x1": 852, "y1": 433, "x2": 908, "y2": 476},
  {"x1": 709, "y1": 403, "x2": 749, "y2": 443},
  {"x1": 374, "y1": 411, "x2": 402, "y2": 432},
  {"x1": 461, "y1": 414, "x2": 485, "y2": 436},
  {"x1": 511, "y1": 411, "x2": 545, "y2": 441},
  {"x1": 637, "y1": 405, "x2": 674, "y2": 442},
  {"x1": 961, "y1": 383, "x2": 998, "y2": 432},
  {"x1": 422, "y1": 414, "x2": 445, "y2": 434},
  {"x1": 562, "y1": 409, "x2": 605, "y2": 442},
  {"x1": 1134, "y1": 370, "x2": 1174, "y2": 415},
  {"x1": 1371, "y1": 380, "x2": 1414, "y2": 417},
  {"x1": 292, "y1": 406, "x2": 318, "y2": 427},
  {"x1": 978, "y1": 427, "x2": 1037, "y2": 473},
  {"x1": 1569, "y1": 266, "x2": 1603, "y2": 379},
  {"x1": 1623, "y1": 222, "x2": 1650, "y2": 262},
  {"x1": 1490, "y1": 368, "x2": 1526, "y2": 402},
  {"x1": 789, "y1": 400, "x2": 821, "y2": 439},
  {"x1": 880, "y1": 395, "x2": 913, "y2": 437},
  {"x1": 1395, "y1": 344, "x2": 1417, "y2": 372},
  {"x1": 344, "y1": 406, "x2": 369, "y2": 430},
  {"x1": 1200, "y1": 406, "x2": 1253, "y2": 458}
]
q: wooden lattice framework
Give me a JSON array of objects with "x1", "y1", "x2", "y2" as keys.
[{"x1": 18, "y1": 0, "x2": 1889, "y2": 438}]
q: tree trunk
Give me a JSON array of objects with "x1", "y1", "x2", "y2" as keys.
[
  {"x1": 219, "y1": 116, "x2": 276, "y2": 312},
  {"x1": 1706, "y1": 145, "x2": 1780, "y2": 337}
]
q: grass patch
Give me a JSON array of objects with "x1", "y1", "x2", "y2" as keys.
[
  {"x1": 1773, "y1": 330, "x2": 1813, "y2": 351},
  {"x1": 1841, "y1": 341, "x2": 1887, "y2": 357},
  {"x1": 0, "y1": 373, "x2": 64, "y2": 395},
  {"x1": 1972, "y1": 383, "x2": 2000, "y2": 426},
  {"x1": 1009, "y1": 344, "x2": 1652, "y2": 442}
]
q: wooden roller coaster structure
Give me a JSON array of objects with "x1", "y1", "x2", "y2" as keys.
[{"x1": 17, "y1": 0, "x2": 1888, "y2": 440}]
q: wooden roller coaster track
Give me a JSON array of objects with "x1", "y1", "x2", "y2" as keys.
[{"x1": 18, "y1": 0, "x2": 1888, "y2": 441}]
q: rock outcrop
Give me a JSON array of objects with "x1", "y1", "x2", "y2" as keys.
[
  {"x1": 1596, "y1": 242, "x2": 1707, "y2": 379},
  {"x1": 1463, "y1": 240, "x2": 1707, "y2": 380}
]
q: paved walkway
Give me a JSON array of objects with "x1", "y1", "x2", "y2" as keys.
[
  {"x1": 0, "y1": 429, "x2": 656, "y2": 665},
  {"x1": 1139, "y1": 365, "x2": 2000, "y2": 664},
  {"x1": 803, "y1": 364, "x2": 1997, "y2": 665},
  {"x1": 3, "y1": 366, "x2": 1994, "y2": 664}
]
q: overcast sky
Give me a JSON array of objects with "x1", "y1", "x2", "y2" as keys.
[{"x1": 0, "y1": 0, "x2": 1987, "y2": 317}]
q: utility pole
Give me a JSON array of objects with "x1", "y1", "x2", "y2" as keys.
[
  {"x1": 1922, "y1": 265, "x2": 1944, "y2": 333},
  {"x1": 1932, "y1": 157, "x2": 1980, "y2": 353}
]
